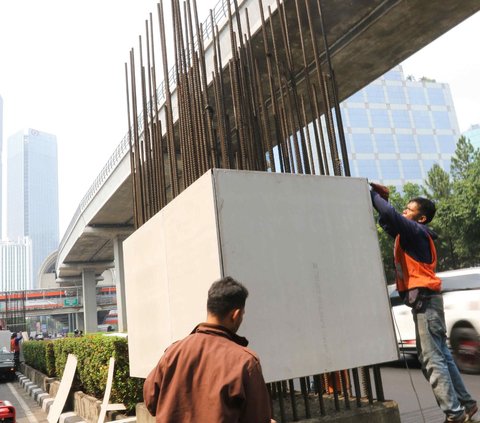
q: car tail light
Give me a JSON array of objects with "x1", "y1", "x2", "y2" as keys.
[
  {"x1": 0, "y1": 401, "x2": 15, "y2": 421},
  {"x1": 403, "y1": 339, "x2": 416, "y2": 345}
]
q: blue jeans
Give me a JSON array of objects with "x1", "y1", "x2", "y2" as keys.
[{"x1": 413, "y1": 295, "x2": 475, "y2": 418}]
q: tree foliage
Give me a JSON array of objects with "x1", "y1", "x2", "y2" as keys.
[
  {"x1": 436, "y1": 136, "x2": 480, "y2": 267},
  {"x1": 375, "y1": 136, "x2": 480, "y2": 279}
]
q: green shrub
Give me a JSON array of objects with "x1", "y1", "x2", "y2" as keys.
[
  {"x1": 45, "y1": 342, "x2": 56, "y2": 377},
  {"x1": 23, "y1": 340, "x2": 49, "y2": 374},
  {"x1": 24, "y1": 335, "x2": 143, "y2": 413},
  {"x1": 52, "y1": 337, "x2": 78, "y2": 379}
]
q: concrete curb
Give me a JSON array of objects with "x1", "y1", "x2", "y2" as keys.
[
  {"x1": 15, "y1": 371, "x2": 87, "y2": 423},
  {"x1": 59, "y1": 411, "x2": 87, "y2": 423}
]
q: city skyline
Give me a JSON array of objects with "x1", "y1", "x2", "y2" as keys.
[{"x1": 0, "y1": 3, "x2": 478, "y2": 235}]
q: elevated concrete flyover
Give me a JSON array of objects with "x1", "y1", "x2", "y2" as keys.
[{"x1": 56, "y1": 0, "x2": 480, "y2": 333}]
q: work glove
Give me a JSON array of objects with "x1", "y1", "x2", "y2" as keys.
[{"x1": 369, "y1": 182, "x2": 390, "y2": 201}]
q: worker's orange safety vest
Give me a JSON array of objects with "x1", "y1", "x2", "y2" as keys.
[
  {"x1": 10, "y1": 338, "x2": 19, "y2": 353},
  {"x1": 394, "y1": 234, "x2": 441, "y2": 293}
]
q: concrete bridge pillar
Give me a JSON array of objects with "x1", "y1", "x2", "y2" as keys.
[
  {"x1": 82, "y1": 269, "x2": 97, "y2": 333},
  {"x1": 68, "y1": 313, "x2": 75, "y2": 332},
  {"x1": 75, "y1": 313, "x2": 84, "y2": 332},
  {"x1": 113, "y1": 236, "x2": 127, "y2": 332}
]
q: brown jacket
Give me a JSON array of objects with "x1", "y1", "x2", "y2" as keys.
[{"x1": 143, "y1": 323, "x2": 272, "y2": 423}]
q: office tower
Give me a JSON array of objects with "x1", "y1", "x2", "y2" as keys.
[
  {"x1": 463, "y1": 124, "x2": 480, "y2": 150},
  {"x1": 7, "y1": 128, "x2": 59, "y2": 288},
  {"x1": 0, "y1": 95, "x2": 3, "y2": 237},
  {"x1": 341, "y1": 65, "x2": 460, "y2": 188},
  {"x1": 0, "y1": 237, "x2": 32, "y2": 291}
]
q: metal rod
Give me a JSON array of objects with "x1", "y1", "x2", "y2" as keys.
[
  {"x1": 288, "y1": 379, "x2": 298, "y2": 421},
  {"x1": 331, "y1": 372, "x2": 341, "y2": 411},
  {"x1": 125, "y1": 62, "x2": 139, "y2": 229},
  {"x1": 340, "y1": 369, "x2": 351, "y2": 410},
  {"x1": 362, "y1": 366, "x2": 374, "y2": 405},
  {"x1": 313, "y1": 374, "x2": 326, "y2": 416},
  {"x1": 149, "y1": 12, "x2": 167, "y2": 209},
  {"x1": 276, "y1": 381, "x2": 286, "y2": 423},
  {"x1": 372, "y1": 365, "x2": 385, "y2": 402},
  {"x1": 300, "y1": 377, "x2": 311, "y2": 418},
  {"x1": 351, "y1": 368, "x2": 362, "y2": 408},
  {"x1": 316, "y1": 0, "x2": 350, "y2": 177},
  {"x1": 157, "y1": 0, "x2": 179, "y2": 198},
  {"x1": 258, "y1": 0, "x2": 283, "y2": 172},
  {"x1": 145, "y1": 18, "x2": 159, "y2": 214}
]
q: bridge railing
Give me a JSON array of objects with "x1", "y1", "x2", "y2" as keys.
[
  {"x1": 58, "y1": 0, "x2": 236, "y2": 256},
  {"x1": 0, "y1": 286, "x2": 117, "y2": 314}
]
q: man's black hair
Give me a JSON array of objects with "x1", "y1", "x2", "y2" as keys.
[
  {"x1": 207, "y1": 276, "x2": 249, "y2": 318},
  {"x1": 410, "y1": 197, "x2": 436, "y2": 224}
]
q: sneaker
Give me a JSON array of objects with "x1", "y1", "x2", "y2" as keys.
[
  {"x1": 444, "y1": 411, "x2": 467, "y2": 423},
  {"x1": 466, "y1": 403, "x2": 478, "y2": 420}
]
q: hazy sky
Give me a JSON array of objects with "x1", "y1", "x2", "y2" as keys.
[{"x1": 0, "y1": 2, "x2": 478, "y2": 235}]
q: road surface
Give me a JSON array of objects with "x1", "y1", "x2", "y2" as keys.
[
  {"x1": 382, "y1": 356, "x2": 480, "y2": 423},
  {"x1": 0, "y1": 378, "x2": 48, "y2": 423}
]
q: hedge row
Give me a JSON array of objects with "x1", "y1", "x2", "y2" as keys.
[{"x1": 23, "y1": 335, "x2": 144, "y2": 413}]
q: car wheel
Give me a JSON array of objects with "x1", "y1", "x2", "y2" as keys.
[{"x1": 450, "y1": 327, "x2": 480, "y2": 374}]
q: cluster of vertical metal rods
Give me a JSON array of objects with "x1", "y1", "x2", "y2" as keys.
[
  {"x1": 267, "y1": 365, "x2": 385, "y2": 422},
  {"x1": 125, "y1": 0, "x2": 350, "y2": 228}
]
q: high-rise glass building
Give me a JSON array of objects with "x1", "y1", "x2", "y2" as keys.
[
  {"x1": 462, "y1": 124, "x2": 480, "y2": 150},
  {"x1": 0, "y1": 95, "x2": 3, "y2": 237},
  {"x1": 0, "y1": 237, "x2": 32, "y2": 291},
  {"x1": 341, "y1": 66, "x2": 460, "y2": 188},
  {"x1": 7, "y1": 128, "x2": 59, "y2": 288}
]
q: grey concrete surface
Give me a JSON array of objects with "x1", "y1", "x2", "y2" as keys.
[
  {"x1": 382, "y1": 358, "x2": 480, "y2": 422},
  {"x1": 0, "y1": 379, "x2": 48, "y2": 423}
]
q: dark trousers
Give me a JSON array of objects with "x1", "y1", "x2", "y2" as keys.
[{"x1": 14, "y1": 351, "x2": 20, "y2": 370}]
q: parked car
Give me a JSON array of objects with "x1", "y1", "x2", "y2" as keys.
[
  {"x1": 0, "y1": 400, "x2": 15, "y2": 422},
  {"x1": 389, "y1": 267, "x2": 480, "y2": 374},
  {"x1": 0, "y1": 331, "x2": 16, "y2": 381}
]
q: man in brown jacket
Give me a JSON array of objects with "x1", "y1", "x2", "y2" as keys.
[{"x1": 143, "y1": 276, "x2": 275, "y2": 423}]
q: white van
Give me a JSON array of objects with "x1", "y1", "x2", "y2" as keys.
[{"x1": 389, "y1": 267, "x2": 480, "y2": 374}]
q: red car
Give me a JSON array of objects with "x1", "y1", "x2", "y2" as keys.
[{"x1": 0, "y1": 400, "x2": 15, "y2": 423}]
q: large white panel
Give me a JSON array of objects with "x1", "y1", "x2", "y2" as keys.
[
  {"x1": 124, "y1": 171, "x2": 222, "y2": 377},
  {"x1": 124, "y1": 207, "x2": 170, "y2": 377},
  {"x1": 213, "y1": 170, "x2": 398, "y2": 382},
  {"x1": 125, "y1": 169, "x2": 398, "y2": 380}
]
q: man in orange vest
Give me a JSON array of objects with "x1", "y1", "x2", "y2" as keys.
[
  {"x1": 10, "y1": 332, "x2": 22, "y2": 370},
  {"x1": 370, "y1": 183, "x2": 477, "y2": 423}
]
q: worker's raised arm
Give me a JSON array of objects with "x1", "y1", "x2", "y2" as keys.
[{"x1": 370, "y1": 184, "x2": 423, "y2": 243}]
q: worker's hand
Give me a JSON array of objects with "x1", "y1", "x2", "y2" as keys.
[
  {"x1": 271, "y1": 420, "x2": 277, "y2": 423},
  {"x1": 370, "y1": 182, "x2": 389, "y2": 201}
]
